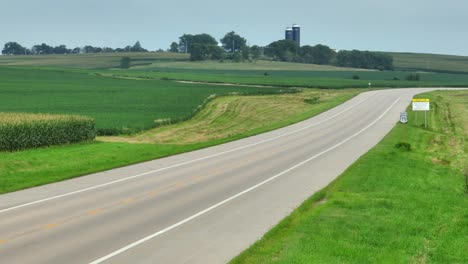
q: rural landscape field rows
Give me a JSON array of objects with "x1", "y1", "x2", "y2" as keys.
[{"x1": 1, "y1": 19, "x2": 467, "y2": 263}]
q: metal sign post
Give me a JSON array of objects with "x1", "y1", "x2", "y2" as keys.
[{"x1": 400, "y1": 112, "x2": 408, "y2": 143}]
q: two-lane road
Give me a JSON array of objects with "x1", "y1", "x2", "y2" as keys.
[{"x1": 0, "y1": 88, "x2": 457, "y2": 263}]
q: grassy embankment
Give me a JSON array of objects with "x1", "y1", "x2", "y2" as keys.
[
  {"x1": 231, "y1": 90, "x2": 468, "y2": 263},
  {"x1": 0, "y1": 89, "x2": 361, "y2": 194}
]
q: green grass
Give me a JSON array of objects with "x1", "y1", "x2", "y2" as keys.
[
  {"x1": 230, "y1": 90, "x2": 468, "y2": 263},
  {"x1": 101, "y1": 68, "x2": 468, "y2": 89},
  {"x1": 0, "y1": 52, "x2": 189, "y2": 69},
  {"x1": 0, "y1": 67, "x2": 292, "y2": 134},
  {"x1": 388, "y1": 52, "x2": 468, "y2": 74},
  {"x1": 133, "y1": 60, "x2": 366, "y2": 72},
  {"x1": 0, "y1": 88, "x2": 360, "y2": 194},
  {"x1": 102, "y1": 89, "x2": 361, "y2": 144}
]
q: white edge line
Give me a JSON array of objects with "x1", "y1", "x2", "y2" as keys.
[
  {"x1": 89, "y1": 96, "x2": 401, "y2": 264},
  {"x1": 0, "y1": 92, "x2": 375, "y2": 214}
]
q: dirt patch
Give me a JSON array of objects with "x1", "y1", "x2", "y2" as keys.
[{"x1": 431, "y1": 157, "x2": 451, "y2": 165}]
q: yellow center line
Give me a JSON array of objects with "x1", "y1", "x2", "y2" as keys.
[
  {"x1": 192, "y1": 175, "x2": 205, "y2": 181},
  {"x1": 122, "y1": 197, "x2": 137, "y2": 204},
  {"x1": 45, "y1": 223, "x2": 59, "y2": 229},
  {"x1": 147, "y1": 191, "x2": 159, "y2": 197},
  {"x1": 0, "y1": 239, "x2": 7, "y2": 245},
  {"x1": 87, "y1": 208, "x2": 104, "y2": 215}
]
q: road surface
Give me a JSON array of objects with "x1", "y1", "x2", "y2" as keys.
[{"x1": 0, "y1": 88, "x2": 456, "y2": 263}]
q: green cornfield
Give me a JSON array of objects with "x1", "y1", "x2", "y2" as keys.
[{"x1": 0, "y1": 113, "x2": 96, "y2": 151}]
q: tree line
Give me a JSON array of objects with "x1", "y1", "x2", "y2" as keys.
[
  {"x1": 1, "y1": 41, "x2": 148, "y2": 55},
  {"x1": 169, "y1": 31, "x2": 261, "y2": 62},
  {"x1": 3, "y1": 33, "x2": 394, "y2": 70},
  {"x1": 170, "y1": 32, "x2": 393, "y2": 70}
]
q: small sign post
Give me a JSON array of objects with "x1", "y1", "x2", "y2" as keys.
[
  {"x1": 400, "y1": 111, "x2": 408, "y2": 143},
  {"x1": 412, "y1": 98, "x2": 430, "y2": 128}
]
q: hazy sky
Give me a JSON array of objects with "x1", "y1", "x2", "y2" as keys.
[{"x1": 2, "y1": 0, "x2": 467, "y2": 55}]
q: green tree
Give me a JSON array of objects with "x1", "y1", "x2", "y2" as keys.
[
  {"x1": 170, "y1": 42, "x2": 179, "y2": 52},
  {"x1": 130, "y1": 41, "x2": 147, "y2": 52},
  {"x1": 241, "y1": 46, "x2": 250, "y2": 61},
  {"x1": 250, "y1": 45, "x2": 262, "y2": 61},
  {"x1": 53, "y1": 45, "x2": 71, "y2": 54},
  {"x1": 299, "y1": 44, "x2": 335, "y2": 64},
  {"x1": 264, "y1": 40, "x2": 299, "y2": 62},
  {"x1": 120, "y1": 57, "x2": 131, "y2": 69},
  {"x1": 220, "y1": 31, "x2": 247, "y2": 52},
  {"x1": 32, "y1": 43, "x2": 54, "y2": 54},
  {"x1": 335, "y1": 50, "x2": 393, "y2": 70},
  {"x1": 178, "y1": 33, "x2": 217, "y2": 53},
  {"x1": 2, "y1": 42, "x2": 27, "y2": 55},
  {"x1": 189, "y1": 44, "x2": 224, "y2": 61}
]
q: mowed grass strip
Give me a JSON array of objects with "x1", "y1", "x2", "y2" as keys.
[
  {"x1": 0, "y1": 112, "x2": 95, "y2": 151},
  {"x1": 102, "y1": 89, "x2": 361, "y2": 144},
  {"x1": 0, "y1": 89, "x2": 361, "y2": 194},
  {"x1": 230, "y1": 90, "x2": 468, "y2": 264}
]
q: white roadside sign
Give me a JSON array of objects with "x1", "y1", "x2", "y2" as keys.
[{"x1": 412, "y1": 98, "x2": 430, "y2": 111}]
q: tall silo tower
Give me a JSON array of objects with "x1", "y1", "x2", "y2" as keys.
[
  {"x1": 292, "y1": 24, "x2": 301, "y2": 46},
  {"x1": 285, "y1": 27, "x2": 294, "y2": 41}
]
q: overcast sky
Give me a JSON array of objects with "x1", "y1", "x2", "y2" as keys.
[{"x1": 2, "y1": 0, "x2": 467, "y2": 55}]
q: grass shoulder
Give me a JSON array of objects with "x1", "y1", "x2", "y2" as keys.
[{"x1": 230, "y1": 90, "x2": 468, "y2": 263}]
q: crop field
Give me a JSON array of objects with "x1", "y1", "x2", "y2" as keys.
[
  {"x1": 103, "y1": 67, "x2": 468, "y2": 88},
  {"x1": 132, "y1": 59, "x2": 366, "y2": 71},
  {"x1": 387, "y1": 52, "x2": 468, "y2": 74},
  {"x1": 0, "y1": 67, "x2": 292, "y2": 134},
  {"x1": 0, "y1": 112, "x2": 95, "y2": 151},
  {"x1": 0, "y1": 52, "x2": 188, "y2": 69}
]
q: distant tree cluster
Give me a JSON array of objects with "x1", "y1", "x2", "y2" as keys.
[
  {"x1": 2, "y1": 41, "x2": 148, "y2": 55},
  {"x1": 264, "y1": 40, "x2": 336, "y2": 65},
  {"x1": 172, "y1": 31, "x2": 261, "y2": 62},
  {"x1": 335, "y1": 50, "x2": 394, "y2": 70},
  {"x1": 263, "y1": 40, "x2": 393, "y2": 70}
]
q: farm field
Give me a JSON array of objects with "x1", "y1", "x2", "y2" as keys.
[
  {"x1": 0, "y1": 67, "x2": 291, "y2": 135},
  {"x1": 231, "y1": 90, "x2": 468, "y2": 263},
  {"x1": 2, "y1": 51, "x2": 468, "y2": 74},
  {"x1": 388, "y1": 52, "x2": 468, "y2": 74},
  {"x1": 0, "y1": 88, "x2": 361, "y2": 194},
  {"x1": 108, "y1": 67, "x2": 468, "y2": 88},
  {"x1": 0, "y1": 112, "x2": 95, "y2": 151},
  {"x1": 0, "y1": 52, "x2": 188, "y2": 68}
]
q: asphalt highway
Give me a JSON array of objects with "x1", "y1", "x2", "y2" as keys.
[{"x1": 0, "y1": 88, "x2": 454, "y2": 263}]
